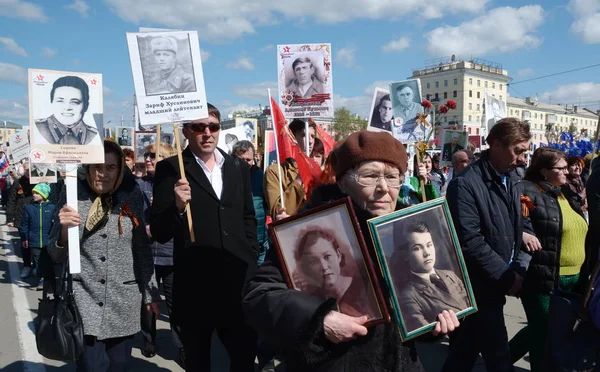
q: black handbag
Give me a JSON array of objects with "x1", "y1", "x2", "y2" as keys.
[
  {"x1": 544, "y1": 262, "x2": 600, "y2": 371},
  {"x1": 34, "y1": 261, "x2": 85, "y2": 361}
]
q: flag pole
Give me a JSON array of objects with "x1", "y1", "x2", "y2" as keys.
[{"x1": 268, "y1": 89, "x2": 286, "y2": 211}]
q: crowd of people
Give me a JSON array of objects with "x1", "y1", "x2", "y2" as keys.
[{"x1": 2, "y1": 104, "x2": 600, "y2": 372}]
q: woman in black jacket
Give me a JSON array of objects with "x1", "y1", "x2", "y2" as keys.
[
  {"x1": 243, "y1": 131, "x2": 459, "y2": 372},
  {"x1": 509, "y1": 147, "x2": 587, "y2": 371}
]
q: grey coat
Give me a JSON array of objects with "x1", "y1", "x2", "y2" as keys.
[{"x1": 48, "y1": 175, "x2": 160, "y2": 340}]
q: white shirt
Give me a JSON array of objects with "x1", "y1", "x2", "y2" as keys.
[{"x1": 192, "y1": 149, "x2": 225, "y2": 199}]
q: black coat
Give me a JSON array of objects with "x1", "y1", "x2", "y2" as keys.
[
  {"x1": 151, "y1": 147, "x2": 259, "y2": 325},
  {"x1": 585, "y1": 158, "x2": 600, "y2": 279},
  {"x1": 521, "y1": 180, "x2": 585, "y2": 295},
  {"x1": 6, "y1": 177, "x2": 33, "y2": 230},
  {"x1": 446, "y1": 150, "x2": 530, "y2": 306},
  {"x1": 243, "y1": 184, "x2": 422, "y2": 372}
]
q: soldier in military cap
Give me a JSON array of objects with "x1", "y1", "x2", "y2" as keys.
[
  {"x1": 34, "y1": 76, "x2": 99, "y2": 145},
  {"x1": 146, "y1": 36, "x2": 195, "y2": 95}
]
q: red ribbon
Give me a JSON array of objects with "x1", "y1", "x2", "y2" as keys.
[
  {"x1": 119, "y1": 203, "x2": 140, "y2": 235},
  {"x1": 521, "y1": 195, "x2": 535, "y2": 217},
  {"x1": 294, "y1": 94, "x2": 331, "y2": 104}
]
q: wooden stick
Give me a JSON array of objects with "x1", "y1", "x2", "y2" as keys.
[
  {"x1": 416, "y1": 149, "x2": 427, "y2": 202},
  {"x1": 173, "y1": 123, "x2": 195, "y2": 243},
  {"x1": 156, "y1": 124, "x2": 161, "y2": 152}
]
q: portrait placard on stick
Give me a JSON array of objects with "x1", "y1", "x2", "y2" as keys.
[
  {"x1": 7, "y1": 130, "x2": 30, "y2": 164},
  {"x1": 235, "y1": 117, "x2": 258, "y2": 148},
  {"x1": 389, "y1": 79, "x2": 430, "y2": 144},
  {"x1": 126, "y1": 30, "x2": 208, "y2": 126},
  {"x1": 367, "y1": 88, "x2": 393, "y2": 134},
  {"x1": 440, "y1": 130, "x2": 468, "y2": 167},
  {"x1": 134, "y1": 131, "x2": 157, "y2": 163},
  {"x1": 28, "y1": 69, "x2": 104, "y2": 164},
  {"x1": 277, "y1": 43, "x2": 333, "y2": 119},
  {"x1": 484, "y1": 93, "x2": 507, "y2": 133},
  {"x1": 115, "y1": 126, "x2": 135, "y2": 148},
  {"x1": 29, "y1": 163, "x2": 57, "y2": 184}
]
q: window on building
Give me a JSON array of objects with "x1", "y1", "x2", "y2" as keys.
[
  {"x1": 469, "y1": 127, "x2": 472, "y2": 134},
  {"x1": 454, "y1": 78, "x2": 458, "y2": 85},
  {"x1": 435, "y1": 81, "x2": 439, "y2": 88},
  {"x1": 444, "y1": 92, "x2": 448, "y2": 99},
  {"x1": 469, "y1": 78, "x2": 473, "y2": 85},
  {"x1": 426, "y1": 82, "x2": 430, "y2": 89},
  {"x1": 492, "y1": 82, "x2": 496, "y2": 89},
  {"x1": 485, "y1": 81, "x2": 488, "y2": 88},
  {"x1": 469, "y1": 103, "x2": 473, "y2": 110},
  {"x1": 476, "y1": 128, "x2": 480, "y2": 135},
  {"x1": 492, "y1": 94, "x2": 495, "y2": 97},
  {"x1": 468, "y1": 115, "x2": 472, "y2": 121},
  {"x1": 444, "y1": 80, "x2": 448, "y2": 87},
  {"x1": 477, "y1": 104, "x2": 480, "y2": 111},
  {"x1": 476, "y1": 116, "x2": 480, "y2": 122},
  {"x1": 469, "y1": 90, "x2": 472, "y2": 97},
  {"x1": 453, "y1": 90, "x2": 457, "y2": 98},
  {"x1": 516, "y1": 110, "x2": 519, "y2": 115},
  {"x1": 500, "y1": 84, "x2": 503, "y2": 90},
  {"x1": 426, "y1": 94, "x2": 430, "y2": 100},
  {"x1": 500, "y1": 95, "x2": 502, "y2": 100},
  {"x1": 435, "y1": 93, "x2": 439, "y2": 99},
  {"x1": 477, "y1": 80, "x2": 481, "y2": 87},
  {"x1": 477, "y1": 92, "x2": 481, "y2": 99},
  {"x1": 534, "y1": 113, "x2": 537, "y2": 119}
]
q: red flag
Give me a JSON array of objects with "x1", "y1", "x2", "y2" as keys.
[
  {"x1": 270, "y1": 97, "x2": 321, "y2": 197},
  {"x1": 313, "y1": 122, "x2": 335, "y2": 157}
]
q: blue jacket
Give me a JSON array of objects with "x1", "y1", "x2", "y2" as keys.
[
  {"x1": 136, "y1": 175, "x2": 174, "y2": 266},
  {"x1": 21, "y1": 200, "x2": 56, "y2": 248},
  {"x1": 251, "y1": 166, "x2": 269, "y2": 264}
]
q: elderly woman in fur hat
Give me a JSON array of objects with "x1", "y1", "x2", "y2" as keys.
[
  {"x1": 48, "y1": 140, "x2": 160, "y2": 370},
  {"x1": 243, "y1": 131, "x2": 459, "y2": 372}
]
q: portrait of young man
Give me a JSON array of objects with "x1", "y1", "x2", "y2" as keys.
[
  {"x1": 150, "y1": 103, "x2": 260, "y2": 371},
  {"x1": 143, "y1": 36, "x2": 196, "y2": 96},
  {"x1": 285, "y1": 56, "x2": 325, "y2": 99}
]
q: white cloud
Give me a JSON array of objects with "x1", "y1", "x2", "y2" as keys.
[
  {"x1": 103, "y1": 85, "x2": 114, "y2": 96},
  {"x1": 364, "y1": 81, "x2": 394, "y2": 95},
  {"x1": 425, "y1": 5, "x2": 545, "y2": 56},
  {"x1": 0, "y1": 37, "x2": 27, "y2": 56},
  {"x1": 0, "y1": 62, "x2": 27, "y2": 85},
  {"x1": 231, "y1": 81, "x2": 277, "y2": 101},
  {"x1": 0, "y1": 98, "x2": 28, "y2": 122},
  {"x1": 41, "y1": 46, "x2": 57, "y2": 58},
  {"x1": 65, "y1": 0, "x2": 89, "y2": 18},
  {"x1": 0, "y1": 0, "x2": 48, "y2": 21},
  {"x1": 517, "y1": 68, "x2": 535, "y2": 77},
  {"x1": 200, "y1": 50, "x2": 211, "y2": 62},
  {"x1": 260, "y1": 44, "x2": 274, "y2": 52},
  {"x1": 105, "y1": 0, "x2": 490, "y2": 41},
  {"x1": 335, "y1": 46, "x2": 358, "y2": 68},
  {"x1": 226, "y1": 56, "x2": 255, "y2": 71},
  {"x1": 382, "y1": 37, "x2": 410, "y2": 53},
  {"x1": 568, "y1": 0, "x2": 600, "y2": 44},
  {"x1": 540, "y1": 82, "x2": 600, "y2": 105}
]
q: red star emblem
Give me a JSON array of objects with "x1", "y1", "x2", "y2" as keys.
[
  {"x1": 90, "y1": 78, "x2": 97, "y2": 85},
  {"x1": 283, "y1": 46, "x2": 290, "y2": 53},
  {"x1": 15, "y1": 135, "x2": 20, "y2": 141},
  {"x1": 32, "y1": 151, "x2": 42, "y2": 159},
  {"x1": 36, "y1": 74, "x2": 44, "y2": 81}
]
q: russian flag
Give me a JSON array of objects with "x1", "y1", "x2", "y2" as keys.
[{"x1": 0, "y1": 156, "x2": 9, "y2": 173}]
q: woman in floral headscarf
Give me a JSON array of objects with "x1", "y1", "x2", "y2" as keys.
[{"x1": 48, "y1": 140, "x2": 160, "y2": 370}]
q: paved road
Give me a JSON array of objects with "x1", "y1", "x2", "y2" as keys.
[{"x1": 0, "y1": 210, "x2": 530, "y2": 371}]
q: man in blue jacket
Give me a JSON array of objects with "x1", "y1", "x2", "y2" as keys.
[{"x1": 442, "y1": 118, "x2": 532, "y2": 372}]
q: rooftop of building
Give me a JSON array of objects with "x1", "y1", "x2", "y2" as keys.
[
  {"x1": 507, "y1": 96, "x2": 598, "y2": 118},
  {"x1": 1, "y1": 121, "x2": 23, "y2": 129},
  {"x1": 411, "y1": 56, "x2": 510, "y2": 79}
]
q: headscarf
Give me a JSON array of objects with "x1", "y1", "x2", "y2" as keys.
[{"x1": 84, "y1": 140, "x2": 125, "y2": 233}]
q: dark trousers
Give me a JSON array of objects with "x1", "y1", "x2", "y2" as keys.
[
  {"x1": 76, "y1": 336, "x2": 133, "y2": 372},
  {"x1": 181, "y1": 321, "x2": 257, "y2": 372},
  {"x1": 441, "y1": 305, "x2": 513, "y2": 372},
  {"x1": 140, "y1": 265, "x2": 182, "y2": 348},
  {"x1": 22, "y1": 246, "x2": 32, "y2": 268},
  {"x1": 31, "y1": 247, "x2": 43, "y2": 276}
]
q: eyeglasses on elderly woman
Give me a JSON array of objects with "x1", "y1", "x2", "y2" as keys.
[{"x1": 346, "y1": 172, "x2": 404, "y2": 188}]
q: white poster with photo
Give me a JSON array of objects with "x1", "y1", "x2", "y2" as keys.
[
  {"x1": 7, "y1": 130, "x2": 30, "y2": 164},
  {"x1": 115, "y1": 126, "x2": 135, "y2": 148},
  {"x1": 217, "y1": 126, "x2": 246, "y2": 155},
  {"x1": 134, "y1": 131, "x2": 157, "y2": 163},
  {"x1": 367, "y1": 88, "x2": 393, "y2": 133},
  {"x1": 484, "y1": 94, "x2": 507, "y2": 132},
  {"x1": 126, "y1": 30, "x2": 208, "y2": 126},
  {"x1": 389, "y1": 79, "x2": 430, "y2": 144},
  {"x1": 440, "y1": 130, "x2": 468, "y2": 167},
  {"x1": 235, "y1": 117, "x2": 258, "y2": 148},
  {"x1": 29, "y1": 163, "x2": 58, "y2": 184},
  {"x1": 28, "y1": 69, "x2": 104, "y2": 164},
  {"x1": 277, "y1": 43, "x2": 333, "y2": 119}
]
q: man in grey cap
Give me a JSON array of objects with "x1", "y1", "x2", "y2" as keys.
[{"x1": 146, "y1": 36, "x2": 195, "y2": 95}]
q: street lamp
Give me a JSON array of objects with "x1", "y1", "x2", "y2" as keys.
[{"x1": 120, "y1": 103, "x2": 134, "y2": 126}]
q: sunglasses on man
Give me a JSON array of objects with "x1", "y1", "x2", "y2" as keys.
[{"x1": 183, "y1": 122, "x2": 221, "y2": 133}]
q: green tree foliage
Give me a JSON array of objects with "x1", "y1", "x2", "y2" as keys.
[{"x1": 332, "y1": 107, "x2": 368, "y2": 140}]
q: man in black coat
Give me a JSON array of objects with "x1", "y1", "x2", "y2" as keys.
[
  {"x1": 442, "y1": 118, "x2": 532, "y2": 372},
  {"x1": 150, "y1": 103, "x2": 260, "y2": 371}
]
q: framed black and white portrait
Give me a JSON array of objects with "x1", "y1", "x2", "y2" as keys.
[
  {"x1": 277, "y1": 43, "x2": 333, "y2": 119},
  {"x1": 126, "y1": 30, "x2": 208, "y2": 126},
  {"x1": 270, "y1": 197, "x2": 390, "y2": 327},
  {"x1": 389, "y1": 79, "x2": 430, "y2": 144},
  {"x1": 235, "y1": 118, "x2": 258, "y2": 148},
  {"x1": 160, "y1": 133, "x2": 173, "y2": 146},
  {"x1": 217, "y1": 126, "x2": 245, "y2": 155},
  {"x1": 368, "y1": 198, "x2": 477, "y2": 341},
  {"x1": 134, "y1": 131, "x2": 156, "y2": 163},
  {"x1": 115, "y1": 126, "x2": 135, "y2": 148},
  {"x1": 484, "y1": 94, "x2": 507, "y2": 132},
  {"x1": 440, "y1": 130, "x2": 468, "y2": 166},
  {"x1": 367, "y1": 88, "x2": 394, "y2": 133},
  {"x1": 28, "y1": 69, "x2": 104, "y2": 164},
  {"x1": 29, "y1": 163, "x2": 57, "y2": 184}
]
